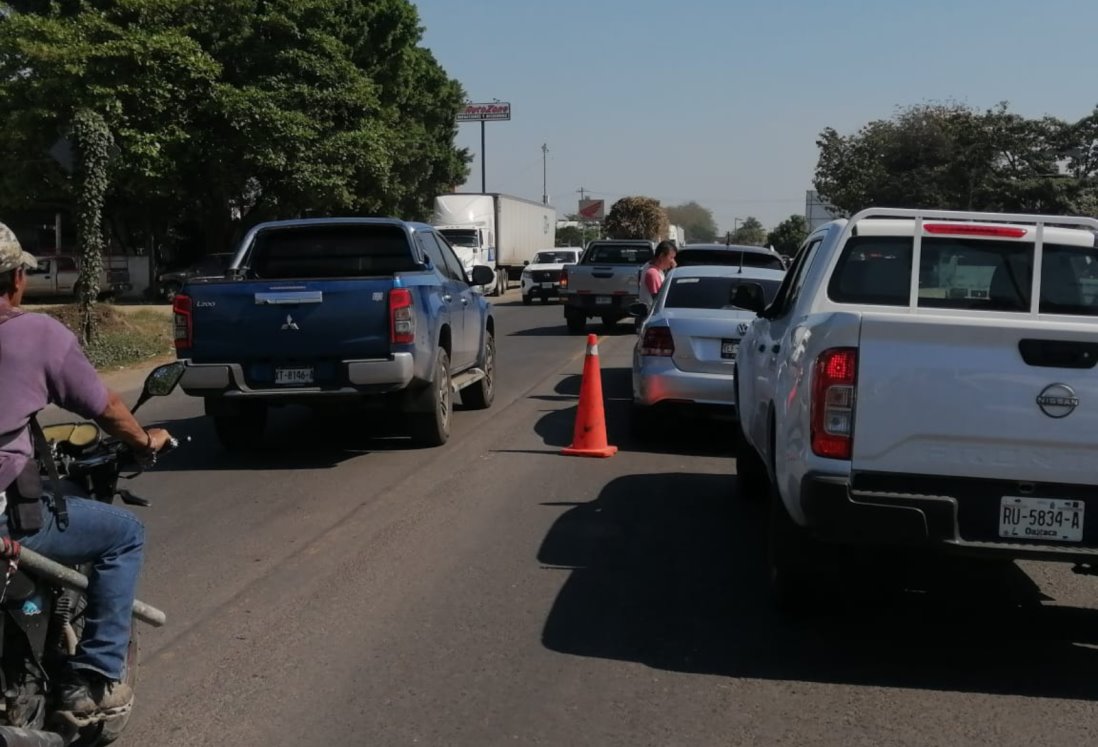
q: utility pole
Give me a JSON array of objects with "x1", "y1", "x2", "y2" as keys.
[
  {"x1": 480, "y1": 121, "x2": 487, "y2": 193},
  {"x1": 542, "y1": 144, "x2": 549, "y2": 205}
]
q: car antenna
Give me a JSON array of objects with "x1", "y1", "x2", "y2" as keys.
[{"x1": 737, "y1": 242, "x2": 744, "y2": 275}]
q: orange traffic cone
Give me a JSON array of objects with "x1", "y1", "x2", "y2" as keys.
[{"x1": 562, "y1": 334, "x2": 618, "y2": 458}]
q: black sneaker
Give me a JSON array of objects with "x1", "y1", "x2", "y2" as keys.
[{"x1": 56, "y1": 670, "x2": 133, "y2": 726}]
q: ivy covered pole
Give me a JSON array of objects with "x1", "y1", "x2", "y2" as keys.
[{"x1": 72, "y1": 109, "x2": 113, "y2": 346}]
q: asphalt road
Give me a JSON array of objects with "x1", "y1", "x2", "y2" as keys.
[{"x1": 70, "y1": 292, "x2": 1098, "y2": 746}]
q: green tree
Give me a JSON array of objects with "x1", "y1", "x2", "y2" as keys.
[
  {"x1": 814, "y1": 102, "x2": 1098, "y2": 215},
  {"x1": 0, "y1": 0, "x2": 470, "y2": 257},
  {"x1": 766, "y1": 215, "x2": 808, "y2": 255},
  {"x1": 603, "y1": 196, "x2": 668, "y2": 240},
  {"x1": 556, "y1": 225, "x2": 585, "y2": 247},
  {"x1": 665, "y1": 201, "x2": 716, "y2": 242},
  {"x1": 729, "y1": 216, "x2": 766, "y2": 246},
  {"x1": 72, "y1": 110, "x2": 112, "y2": 344}
]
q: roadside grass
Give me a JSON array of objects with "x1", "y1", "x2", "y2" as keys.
[{"x1": 44, "y1": 304, "x2": 173, "y2": 371}]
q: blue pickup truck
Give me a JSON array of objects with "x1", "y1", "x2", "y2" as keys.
[{"x1": 173, "y1": 218, "x2": 497, "y2": 450}]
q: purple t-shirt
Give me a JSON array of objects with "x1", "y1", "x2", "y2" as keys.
[{"x1": 0, "y1": 302, "x2": 109, "y2": 494}]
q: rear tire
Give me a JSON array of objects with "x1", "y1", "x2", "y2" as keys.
[
  {"x1": 768, "y1": 492, "x2": 814, "y2": 616},
  {"x1": 600, "y1": 315, "x2": 617, "y2": 329},
  {"x1": 734, "y1": 421, "x2": 767, "y2": 501},
  {"x1": 410, "y1": 350, "x2": 452, "y2": 446},
  {"x1": 565, "y1": 310, "x2": 586, "y2": 335},
  {"x1": 462, "y1": 332, "x2": 495, "y2": 410},
  {"x1": 522, "y1": 294, "x2": 532, "y2": 306},
  {"x1": 213, "y1": 405, "x2": 266, "y2": 452}
]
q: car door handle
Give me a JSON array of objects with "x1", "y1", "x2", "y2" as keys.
[{"x1": 442, "y1": 294, "x2": 452, "y2": 303}]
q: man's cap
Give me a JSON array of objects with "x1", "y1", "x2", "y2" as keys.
[{"x1": 0, "y1": 222, "x2": 38, "y2": 273}]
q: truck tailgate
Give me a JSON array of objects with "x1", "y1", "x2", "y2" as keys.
[
  {"x1": 186, "y1": 278, "x2": 393, "y2": 364},
  {"x1": 851, "y1": 314, "x2": 1098, "y2": 486},
  {"x1": 568, "y1": 266, "x2": 638, "y2": 296}
]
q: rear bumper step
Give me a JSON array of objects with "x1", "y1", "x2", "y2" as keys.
[
  {"x1": 800, "y1": 472, "x2": 1098, "y2": 562},
  {"x1": 180, "y1": 354, "x2": 414, "y2": 396}
]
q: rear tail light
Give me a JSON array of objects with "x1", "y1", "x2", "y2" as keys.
[
  {"x1": 560, "y1": 268, "x2": 569, "y2": 290},
  {"x1": 389, "y1": 288, "x2": 415, "y2": 344},
  {"x1": 640, "y1": 326, "x2": 674, "y2": 357},
  {"x1": 923, "y1": 223, "x2": 1027, "y2": 239},
  {"x1": 172, "y1": 294, "x2": 192, "y2": 350},
  {"x1": 811, "y1": 348, "x2": 857, "y2": 459}
]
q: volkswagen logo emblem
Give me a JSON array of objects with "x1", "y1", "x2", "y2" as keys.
[
  {"x1": 1036, "y1": 383, "x2": 1079, "y2": 419},
  {"x1": 737, "y1": 322, "x2": 750, "y2": 336}
]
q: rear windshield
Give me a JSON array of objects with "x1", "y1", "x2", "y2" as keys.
[
  {"x1": 583, "y1": 245, "x2": 653, "y2": 264},
  {"x1": 828, "y1": 236, "x2": 1098, "y2": 315},
  {"x1": 665, "y1": 276, "x2": 782, "y2": 309},
  {"x1": 676, "y1": 249, "x2": 786, "y2": 271},
  {"x1": 248, "y1": 224, "x2": 419, "y2": 280},
  {"x1": 533, "y1": 251, "x2": 578, "y2": 264},
  {"x1": 439, "y1": 229, "x2": 479, "y2": 248}
]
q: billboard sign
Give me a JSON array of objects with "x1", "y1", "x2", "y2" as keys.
[{"x1": 457, "y1": 102, "x2": 512, "y2": 122}]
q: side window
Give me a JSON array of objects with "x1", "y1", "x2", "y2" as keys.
[
  {"x1": 436, "y1": 234, "x2": 470, "y2": 283},
  {"x1": 827, "y1": 237, "x2": 913, "y2": 307},
  {"x1": 58, "y1": 258, "x2": 77, "y2": 273},
  {"x1": 767, "y1": 238, "x2": 822, "y2": 318},
  {"x1": 417, "y1": 232, "x2": 454, "y2": 280}
]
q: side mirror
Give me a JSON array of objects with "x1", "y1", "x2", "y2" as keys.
[
  {"x1": 470, "y1": 265, "x2": 495, "y2": 287},
  {"x1": 523, "y1": 260, "x2": 530, "y2": 266},
  {"x1": 132, "y1": 361, "x2": 186, "y2": 413},
  {"x1": 730, "y1": 283, "x2": 766, "y2": 314},
  {"x1": 627, "y1": 302, "x2": 649, "y2": 319}
]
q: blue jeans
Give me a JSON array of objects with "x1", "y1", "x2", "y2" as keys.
[{"x1": 9, "y1": 497, "x2": 144, "y2": 681}]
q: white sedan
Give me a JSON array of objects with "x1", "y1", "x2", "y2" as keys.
[{"x1": 630, "y1": 264, "x2": 786, "y2": 434}]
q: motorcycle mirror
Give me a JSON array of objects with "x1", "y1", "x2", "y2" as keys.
[{"x1": 133, "y1": 361, "x2": 186, "y2": 413}]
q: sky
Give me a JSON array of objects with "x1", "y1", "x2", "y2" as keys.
[{"x1": 414, "y1": 0, "x2": 1098, "y2": 234}]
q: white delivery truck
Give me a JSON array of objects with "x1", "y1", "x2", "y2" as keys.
[{"x1": 432, "y1": 193, "x2": 556, "y2": 296}]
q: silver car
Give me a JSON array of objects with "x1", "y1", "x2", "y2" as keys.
[{"x1": 631, "y1": 265, "x2": 786, "y2": 433}]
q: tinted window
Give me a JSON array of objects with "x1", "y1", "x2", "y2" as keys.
[
  {"x1": 665, "y1": 276, "x2": 782, "y2": 309},
  {"x1": 1040, "y1": 244, "x2": 1098, "y2": 316},
  {"x1": 417, "y1": 233, "x2": 456, "y2": 280},
  {"x1": 766, "y1": 238, "x2": 822, "y2": 317},
  {"x1": 918, "y1": 239, "x2": 1033, "y2": 311},
  {"x1": 249, "y1": 224, "x2": 419, "y2": 280},
  {"x1": 584, "y1": 245, "x2": 653, "y2": 264},
  {"x1": 534, "y1": 251, "x2": 579, "y2": 264},
  {"x1": 675, "y1": 249, "x2": 785, "y2": 271},
  {"x1": 436, "y1": 235, "x2": 469, "y2": 282},
  {"x1": 828, "y1": 237, "x2": 913, "y2": 306}
]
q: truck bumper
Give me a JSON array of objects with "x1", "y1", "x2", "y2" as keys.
[
  {"x1": 799, "y1": 472, "x2": 1098, "y2": 562},
  {"x1": 180, "y1": 353, "x2": 415, "y2": 398},
  {"x1": 562, "y1": 293, "x2": 638, "y2": 317}
]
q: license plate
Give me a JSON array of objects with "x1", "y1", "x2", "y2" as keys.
[
  {"x1": 275, "y1": 367, "x2": 314, "y2": 385},
  {"x1": 721, "y1": 339, "x2": 739, "y2": 359},
  {"x1": 541, "y1": 282, "x2": 555, "y2": 289},
  {"x1": 999, "y1": 496, "x2": 1084, "y2": 542},
  {"x1": 595, "y1": 296, "x2": 612, "y2": 305}
]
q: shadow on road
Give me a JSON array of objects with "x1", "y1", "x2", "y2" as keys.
[
  {"x1": 523, "y1": 368, "x2": 737, "y2": 457},
  {"x1": 149, "y1": 406, "x2": 432, "y2": 471},
  {"x1": 538, "y1": 472, "x2": 1098, "y2": 701},
  {"x1": 511, "y1": 321, "x2": 638, "y2": 338}
]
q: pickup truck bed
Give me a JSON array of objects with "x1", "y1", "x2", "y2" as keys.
[
  {"x1": 734, "y1": 208, "x2": 1098, "y2": 611},
  {"x1": 560, "y1": 239, "x2": 654, "y2": 334}
]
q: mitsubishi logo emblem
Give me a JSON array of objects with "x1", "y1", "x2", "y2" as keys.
[{"x1": 281, "y1": 314, "x2": 300, "y2": 331}]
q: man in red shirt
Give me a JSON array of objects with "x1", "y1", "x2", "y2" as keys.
[{"x1": 639, "y1": 240, "x2": 677, "y2": 308}]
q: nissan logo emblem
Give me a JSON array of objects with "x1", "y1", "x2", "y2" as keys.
[{"x1": 1036, "y1": 383, "x2": 1079, "y2": 419}]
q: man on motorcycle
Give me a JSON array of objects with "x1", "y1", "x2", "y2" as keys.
[{"x1": 0, "y1": 224, "x2": 172, "y2": 726}]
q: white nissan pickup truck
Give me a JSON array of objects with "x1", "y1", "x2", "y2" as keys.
[{"x1": 733, "y1": 208, "x2": 1098, "y2": 609}]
